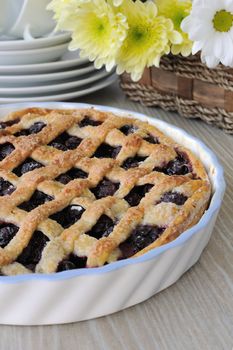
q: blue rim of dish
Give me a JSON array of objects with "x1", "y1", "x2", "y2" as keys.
[{"x1": 0, "y1": 102, "x2": 226, "y2": 284}]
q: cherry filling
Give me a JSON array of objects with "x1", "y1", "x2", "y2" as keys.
[
  {"x1": 48, "y1": 132, "x2": 82, "y2": 151},
  {"x1": 160, "y1": 191, "x2": 188, "y2": 205},
  {"x1": 14, "y1": 122, "x2": 46, "y2": 137},
  {"x1": 92, "y1": 143, "x2": 121, "y2": 159},
  {"x1": 50, "y1": 205, "x2": 85, "y2": 228},
  {"x1": 0, "y1": 119, "x2": 19, "y2": 130},
  {"x1": 57, "y1": 254, "x2": 87, "y2": 272},
  {"x1": 119, "y1": 125, "x2": 138, "y2": 135},
  {"x1": 0, "y1": 177, "x2": 16, "y2": 196},
  {"x1": 144, "y1": 134, "x2": 159, "y2": 144},
  {"x1": 18, "y1": 190, "x2": 53, "y2": 212},
  {"x1": 0, "y1": 142, "x2": 15, "y2": 161},
  {"x1": 86, "y1": 214, "x2": 115, "y2": 239},
  {"x1": 119, "y1": 225, "x2": 165, "y2": 258},
  {"x1": 0, "y1": 222, "x2": 19, "y2": 248},
  {"x1": 17, "y1": 230, "x2": 49, "y2": 271},
  {"x1": 13, "y1": 158, "x2": 44, "y2": 177},
  {"x1": 91, "y1": 178, "x2": 120, "y2": 199},
  {"x1": 154, "y1": 154, "x2": 191, "y2": 176},
  {"x1": 122, "y1": 155, "x2": 147, "y2": 170},
  {"x1": 124, "y1": 184, "x2": 153, "y2": 207},
  {"x1": 56, "y1": 167, "x2": 88, "y2": 185},
  {"x1": 78, "y1": 116, "x2": 102, "y2": 127}
]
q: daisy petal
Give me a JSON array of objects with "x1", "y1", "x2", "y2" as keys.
[{"x1": 192, "y1": 41, "x2": 203, "y2": 54}]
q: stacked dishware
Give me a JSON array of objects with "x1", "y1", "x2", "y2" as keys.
[{"x1": 0, "y1": 0, "x2": 116, "y2": 103}]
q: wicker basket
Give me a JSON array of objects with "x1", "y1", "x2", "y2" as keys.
[{"x1": 120, "y1": 55, "x2": 233, "y2": 133}]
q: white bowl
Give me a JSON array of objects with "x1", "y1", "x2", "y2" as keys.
[
  {"x1": 7, "y1": 0, "x2": 55, "y2": 39},
  {"x1": 0, "y1": 42, "x2": 69, "y2": 65},
  {"x1": 0, "y1": 0, "x2": 23, "y2": 36},
  {"x1": 0, "y1": 102, "x2": 225, "y2": 325}
]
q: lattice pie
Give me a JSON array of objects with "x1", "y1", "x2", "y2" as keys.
[{"x1": 0, "y1": 107, "x2": 211, "y2": 275}]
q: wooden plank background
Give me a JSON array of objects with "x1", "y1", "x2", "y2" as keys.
[{"x1": 1, "y1": 81, "x2": 233, "y2": 350}]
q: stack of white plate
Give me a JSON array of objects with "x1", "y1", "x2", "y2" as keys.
[{"x1": 0, "y1": 32, "x2": 116, "y2": 103}]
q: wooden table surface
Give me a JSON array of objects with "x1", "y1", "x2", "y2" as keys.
[{"x1": 2, "y1": 81, "x2": 233, "y2": 350}]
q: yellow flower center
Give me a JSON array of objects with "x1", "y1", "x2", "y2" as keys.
[
  {"x1": 96, "y1": 20, "x2": 106, "y2": 34},
  {"x1": 213, "y1": 10, "x2": 233, "y2": 32},
  {"x1": 131, "y1": 26, "x2": 147, "y2": 44},
  {"x1": 97, "y1": 23, "x2": 104, "y2": 33},
  {"x1": 87, "y1": 14, "x2": 110, "y2": 45}
]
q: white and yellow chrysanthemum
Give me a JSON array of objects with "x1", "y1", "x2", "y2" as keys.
[
  {"x1": 116, "y1": 0, "x2": 182, "y2": 81},
  {"x1": 49, "y1": 0, "x2": 128, "y2": 71},
  {"x1": 69, "y1": 0, "x2": 128, "y2": 71},
  {"x1": 47, "y1": 0, "x2": 87, "y2": 31},
  {"x1": 156, "y1": 0, "x2": 192, "y2": 56}
]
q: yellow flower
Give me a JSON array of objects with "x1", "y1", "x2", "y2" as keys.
[
  {"x1": 156, "y1": 0, "x2": 192, "y2": 56},
  {"x1": 116, "y1": 0, "x2": 182, "y2": 81},
  {"x1": 47, "y1": 0, "x2": 83, "y2": 31},
  {"x1": 49, "y1": 0, "x2": 128, "y2": 71}
]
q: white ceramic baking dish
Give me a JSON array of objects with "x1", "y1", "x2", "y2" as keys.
[{"x1": 0, "y1": 102, "x2": 225, "y2": 325}]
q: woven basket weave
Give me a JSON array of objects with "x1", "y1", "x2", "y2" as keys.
[{"x1": 120, "y1": 55, "x2": 233, "y2": 133}]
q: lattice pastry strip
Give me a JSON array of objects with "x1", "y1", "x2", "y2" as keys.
[{"x1": 0, "y1": 107, "x2": 210, "y2": 276}]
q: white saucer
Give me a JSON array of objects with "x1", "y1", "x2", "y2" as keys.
[
  {"x1": 0, "y1": 51, "x2": 88, "y2": 74},
  {"x1": 0, "y1": 69, "x2": 113, "y2": 95},
  {"x1": 0, "y1": 32, "x2": 71, "y2": 51},
  {"x1": 0, "y1": 64, "x2": 96, "y2": 86},
  {"x1": 0, "y1": 42, "x2": 69, "y2": 65},
  {"x1": 0, "y1": 74, "x2": 117, "y2": 102}
]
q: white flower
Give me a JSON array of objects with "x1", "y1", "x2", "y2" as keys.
[{"x1": 181, "y1": 0, "x2": 233, "y2": 68}]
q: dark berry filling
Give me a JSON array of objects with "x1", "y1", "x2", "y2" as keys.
[
  {"x1": 18, "y1": 190, "x2": 53, "y2": 212},
  {"x1": 48, "y1": 132, "x2": 82, "y2": 151},
  {"x1": 79, "y1": 116, "x2": 102, "y2": 127},
  {"x1": 14, "y1": 122, "x2": 46, "y2": 137},
  {"x1": 160, "y1": 191, "x2": 188, "y2": 205},
  {"x1": 122, "y1": 155, "x2": 147, "y2": 170},
  {"x1": 119, "y1": 225, "x2": 165, "y2": 258},
  {"x1": 0, "y1": 142, "x2": 15, "y2": 161},
  {"x1": 92, "y1": 143, "x2": 121, "y2": 159},
  {"x1": 57, "y1": 254, "x2": 87, "y2": 272},
  {"x1": 86, "y1": 214, "x2": 115, "y2": 239},
  {"x1": 0, "y1": 222, "x2": 19, "y2": 248},
  {"x1": 13, "y1": 158, "x2": 44, "y2": 177},
  {"x1": 144, "y1": 134, "x2": 159, "y2": 144},
  {"x1": 0, "y1": 119, "x2": 19, "y2": 130},
  {"x1": 119, "y1": 125, "x2": 138, "y2": 135},
  {"x1": 17, "y1": 231, "x2": 49, "y2": 270},
  {"x1": 56, "y1": 167, "x2": 88, "y2": 185},
  {"x1": 57, "y1": 260, "x2": 75, "y2": 271},
  {"x1": 50, "y1": 205, "x2": 85, "y2": 228},
  {"x1": 0, "y1": 177, "x2": 16, "y2": 196},
  {"x1": 124, "y1": 184, "x2": 153, "y2": 207},
  {"x1": 154, "y1": 154, "x2": 191, "y2": 175},
  {"x1": 91, "y1": 178, "x2": 120, "y2": 199}
]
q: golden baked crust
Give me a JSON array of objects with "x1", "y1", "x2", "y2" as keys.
[{"x1": 0, "y1": 107, "x2": 211, "y2": 275}]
